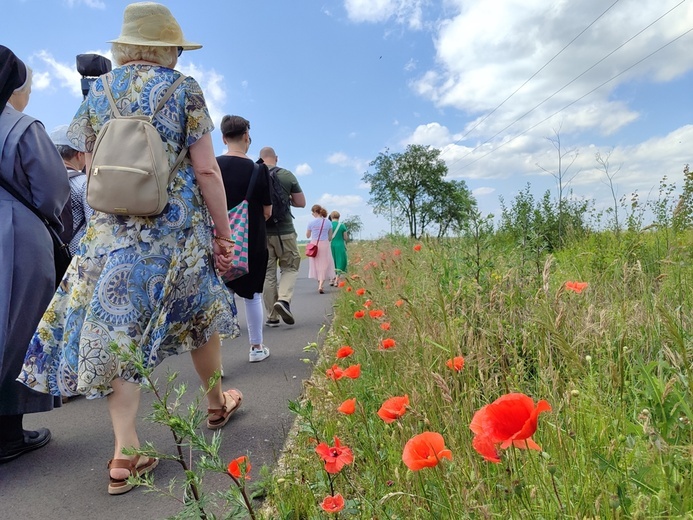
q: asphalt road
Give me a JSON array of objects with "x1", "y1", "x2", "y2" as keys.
[{"x1": 0, "y1": 260, "x2": 334, "y2": 519}]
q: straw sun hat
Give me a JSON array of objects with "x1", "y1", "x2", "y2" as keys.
[{"x1": 108, "y1": 2, "x2": 201, "y2": 50}]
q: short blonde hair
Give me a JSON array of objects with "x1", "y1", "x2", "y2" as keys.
[
  {"x1": 330, "y1": 211, "x2": 340, "y2": 220},
  {"x1": 111, "y1": 43, "x2": 178, "y2": 68}
]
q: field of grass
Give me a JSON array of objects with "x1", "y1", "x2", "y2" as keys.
[{"x1": 259, "y1": 231, "x2": 693, "y2": 519}]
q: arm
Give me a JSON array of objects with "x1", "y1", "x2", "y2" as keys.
[
  {"x1": 263, "y1": 205, "x2": 272, "y2": 220},
  {"x1": 291, "y1": 191, "x2": 306, "y2": 208},
  {"x1": 306, "y1": 227, "x2": 312, "y2": 239},
  {"x1": 189, "y1": 133, "x2": 230, "y2": 237},
  {"x1": 188, "y1": 133, "x2": 235, "y2": 272}
]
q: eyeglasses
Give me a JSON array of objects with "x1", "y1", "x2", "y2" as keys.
[{"x1": 177, "y1": 47, "x2": 184, "y2": 57}]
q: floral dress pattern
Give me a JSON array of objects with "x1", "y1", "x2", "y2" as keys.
[{"x1": 18, "y1": 65, "x2": 239, "y2": 399}]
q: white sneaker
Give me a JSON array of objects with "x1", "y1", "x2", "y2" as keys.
[{"x1": 249, "y1": 345, "x2": 270, "y2": 363}]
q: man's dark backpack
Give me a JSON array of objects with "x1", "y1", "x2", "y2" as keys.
[{"x1": 268, "y1": 166, "x2": 292, "y2": 225}]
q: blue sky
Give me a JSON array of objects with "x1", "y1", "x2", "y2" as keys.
[{"x1": 5, "y1": 0, "x2": 692, "y2": 238}]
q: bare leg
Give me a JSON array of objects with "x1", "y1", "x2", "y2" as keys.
[
  {"x1": 190, "y1": 331, "x2": 225, "y2": 410},
  {"x1": 107, "y1": 378, "x2": 141, "y2": 480}
]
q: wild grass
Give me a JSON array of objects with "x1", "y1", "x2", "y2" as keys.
[{"x1": 260, "y1": 229, "x2": 693, "y2": 519}]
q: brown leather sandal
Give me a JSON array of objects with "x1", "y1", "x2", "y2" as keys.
[
  {"x1": 107, "y1": 456, "x2": 159, "y2": 495},
  {"x1": 207, "y1": 388, "x2": 243, "y2": 430}
]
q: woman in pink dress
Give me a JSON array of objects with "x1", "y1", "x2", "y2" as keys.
[{"x1": 306, "y1": 205, "x2": 335, "y2": 293}]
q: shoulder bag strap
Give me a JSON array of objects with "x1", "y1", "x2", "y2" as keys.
[
  {"x1": 244, "y1": 162, "x2": 261, "y2": 201},
  {"x1": 316, "y1": 218, "x2": 325, "y2": 242},
  {"x1": 0, "y1": 174, "x2": 60, "y2": 237}
]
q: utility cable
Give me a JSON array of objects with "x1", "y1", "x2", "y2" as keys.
[
  {"x1": 442, "y1": 0, "x2": 624, "y2": 153},
  {"x1": 449, "y1": 26, "x2": 693, "y2": 175},
  {"x1": 445, "y1": 0, "x2": 689, "y2": 169}
]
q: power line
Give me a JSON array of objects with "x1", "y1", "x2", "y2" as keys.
[
  {"x1": 449, "y1": 26, "x2": 693, "y2": 175},
  {"x1": 441, "y1": 0, "x2": 624, "y2": 154},
  {"x1": 445, "y1": 0, "x2": 690, "y2": 170}
]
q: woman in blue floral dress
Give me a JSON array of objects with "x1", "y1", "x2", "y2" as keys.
[{"x1": 18, "y1": 2, "x2": 243, "y2": 495}]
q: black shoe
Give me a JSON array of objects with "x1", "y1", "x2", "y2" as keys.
[
  {"x1": 273, "y1": 300, "x2": 295, "y2": 325},
  {"x1": 265, "y1": 319, "x2": 280, "y2": 328},
  {"x1": 0, "y1": 428, "x2": 51, "y2": 464}
]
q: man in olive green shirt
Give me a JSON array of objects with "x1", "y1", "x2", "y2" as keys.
[{"x1": 259, "y1": 146, "x2": 306, "y2": 326}]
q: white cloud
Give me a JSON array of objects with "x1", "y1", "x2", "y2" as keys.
[
  {"x1": 401, "y1": 120, "x2": 692, "y2": 223},
  {"x1": 33, "y1": 51, "x2": 83, "y2": 97},
  {"x1": 327, "y1": 152, "x2": 350, "y2": 166},
  {"x1": 66, "y1": 0, "x2": 106, "y2": 8},
  {"x1": 319, "y1": 194, "x2": 364, "y2": 209},
  {"x1": 473, "y1": 187, "x2": 495, "y2": 197},
  {"x1": 344, "y1": 0, "x2": 425, "y2": 29},
  {"x1": 412, "y1": 0, "x2": 693, "y2": 144},
  {"x1": 326, "y1": 152, "x2": 370, "y2": 173},
  {"x1": 179, "y1": 62, "x2": 227, "y2": 128},
  {"x1": 296, "y1": 163, "x2": 313, "y2": 176}
]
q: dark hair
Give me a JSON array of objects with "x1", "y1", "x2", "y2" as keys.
[
  {"x1": 220, "y1": 115, "x2": 250, "y2": 139},
  {"x1": 55, "y1": 145, "x2": 80, "y2": 161}
]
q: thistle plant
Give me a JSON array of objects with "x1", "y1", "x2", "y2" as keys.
[{"x1": 115, "y1": 342, "x2": 257, "y2": 520}]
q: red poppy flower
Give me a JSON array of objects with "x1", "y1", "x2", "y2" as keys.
[
  {"x1": 395, "y1": 299, "x2": 404, "y2": 307},
  {"x1": 363, "y1": 299, "x2": 372, "y2": 308},
  {"x1": 338, "y1": 398, "x2": 356, "y2": 415},
  {"x1": 369, "y1": 261, "x2": 378, "y2": 268},
  {"x1": 346, "y1": 286, "x2": 353, "y2": 292},
  {"x1": 413, "y1": 244, "x2": 422, "y2": 251},
  {"x1": 369, "y1": 309, "x2": 385, "y2": 319},
  {"x1": 380, "y1": 322, "x2": 391, "y2": 331},
  {"x1": 377, "y1": 395, "x2": 409, "y2": 423},
  {"x1": 565, "y1": 281, "x2": 588, "y2": 293},
  {"x1": 446, "y1": 356, "x2": 465, "y2": 372},
  {"x1": 321, "y1": 493, "x2": 345, "y2": 513},
  {"x1": 227, "y1": 456, "x2": 251, "y2": 480},
  {"x1": 326, "y1": 364, "x2": 344, "y2": 380},
  {"x1": 336, "y1": 345, "x2": 354, "y2": 358},
  {"x1": 315, "y1": 436, "x2": 354, "y2": 474},
  {"x1": 338, "y1": 281, "x2": 346, "y2": 287},
  {"x1": 379, "y1": 338, "x2": 396, "y2": 350},
  {"x1": 343, "y1": 364, "x2": 361, "y2": 379},
  {"x1": 470, "y1": 393, "x2": 552, "y2": 463},
  {"x1": 353, "y1": 310, "x2": 365, "y2": 319},
  {"x1": 356, "y1": 288, "x2": 366, "y2": 296},
  {"x1": 402, "y1": 431, "x2": 452, "y2": 471}
]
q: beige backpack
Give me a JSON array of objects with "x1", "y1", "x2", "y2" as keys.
[{"x1": 87, "y1": 74, "x2": 188, "y2": 216}]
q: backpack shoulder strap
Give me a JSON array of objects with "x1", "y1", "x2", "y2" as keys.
[
  {"x1": 101, "y1": 78, "x2": 122, "y2": 118},
  {"x1": 152, "y1": 74, "x2": 187, "y2": 117},
  {"x1": 102, "y1": 74, "x2": 188, "y2": 120}
]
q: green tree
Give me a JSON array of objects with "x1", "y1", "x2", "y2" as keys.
[
  {"x1": 425, "y1": 179, "x2": 476, "y2": 237},
  {"x1": 341, "y1": 214, "x2": 363, "y2": 240},
  {"x1": 362, "y1": 144, "x2": 449, "y2": 238}
]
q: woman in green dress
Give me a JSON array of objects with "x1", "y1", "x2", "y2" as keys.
[{"x1": 329, "y1": 211, "x2": 348, "y2": 285}]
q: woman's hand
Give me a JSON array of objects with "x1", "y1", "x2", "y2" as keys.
[{"x1": 212, "y1": 238, "x2": 234, "y2": 274}]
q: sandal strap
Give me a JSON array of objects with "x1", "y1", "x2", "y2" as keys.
[
  {"x1": 207, "y1": 389, "x2": 242, "y2": 417},
  {"x1": 108, "y1": 458, "x2": 136, "y2": 470}
]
